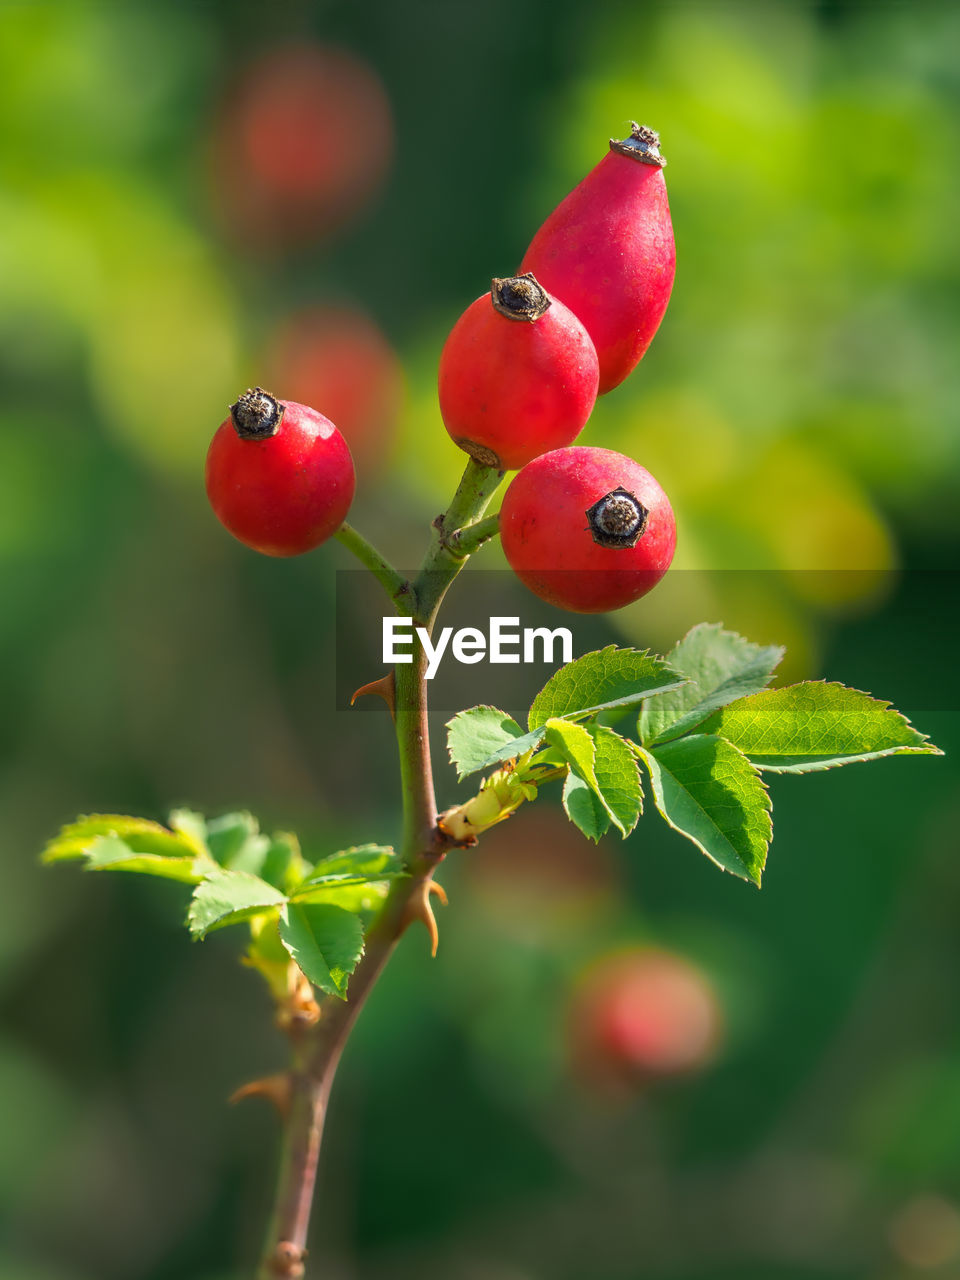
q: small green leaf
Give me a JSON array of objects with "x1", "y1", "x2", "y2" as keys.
[
  {"x1": 306, "y1": 845, "x2": 400, "y2": 878},
  {"x1": 562, "y1": 771, "x2": 611, "y2": 842},
  {"x1": 83, "y1": 835, "x2": 205, "y2": 884},
  {"x1": 205, "y1": 812, "x2": 270, "y2": 873},
  {"x1": 544, "y1": 718, "x2": 598, "y2": 788},
  {"x1": 187, "y1": 870, "x2": 287, "y2": 939},
  {"x1": 292, "y1": 882, "x2": 391, "y2": 914},
  {"x1": 278, "y1": 903, "x2": 365, "y2": 998},
  {"x1": 292, "y1": 845, "x2": 404, "y2": 897},
  {"x1": 639, "y1": 623, "x2": 784, "y2": 745},
  {"x1": 589, "y1": 725, "x2": 643, "y2": 836},
  {"x1": 528, "y1": 646, "x2": 685, "y2": 730},
  {"x1": 638, "y1": 735, "x2": 772, "y2": 885},
  {"x1": 41, "y1": 814, "x2": 206, "y2": 865},
  {"x1": 259, "y1": 832, "x2": 309, "y2": 893},
  {"x1": 446, "y1": 706, "x2": 527, "y2": 780},
  {"x1": 544, "y1": 720, "x2": 642, "y2": 838},
  {"x1": 705, "y1": 683, "x2": 943, "y2": 773},
  {"x1": 471, "y1": 727, "x2": 549, "y2": 775}
]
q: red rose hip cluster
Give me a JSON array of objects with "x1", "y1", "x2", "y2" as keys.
[
  {"x1": 205, "y1": 121, "x2": 677, "y2": 614},
  {"x1": 439, "y1": 120, "x2": 677, "y2": 612}
]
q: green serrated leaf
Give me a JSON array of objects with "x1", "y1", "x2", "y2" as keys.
[
  {"x1": 292, "y1": 845, "x2": 404, "y2": 896},
  {"x1": 639, "y1": 623, "x2": 784, "y2": 745},
  {"x1": 705, "y1": 683, "x2": 943, "y2": 773},
  {"x1": 638, "y1": 735, "x2": 772, "y2": 884},
  {"x1": 589, "y1": 725, "x2": 643, "y2": 836},
  {"x1": 187, "y1": 870, "x2": 287, "y2": 939},
  {"x1": 41, "y1": 814, "x2": 206, "y2": 865},
  {"x1": 82, "y1": 835, "x2": 205, "y2": 884},
  {"x1": 446, "y1": 706, "x2": 527, "y2": 780},
  {"x1": 278, "y1": 903, "x2": 365, "y2": 998},
  {"x1": 527, "y1": 646, "x2": 685, "y2": 731},
  {"x1": 562, "y1": 771, "x2": 611, "y2": 842}
]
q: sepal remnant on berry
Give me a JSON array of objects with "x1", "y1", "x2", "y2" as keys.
[
  {"x1": 490, "y1": 273, "x2": 552, "y2": 322},
  {"x1": 586, "y1": 487, "x2": 649, "y2": 549},
  {"x1": 230, "y1": 386, "x2": 284, "y2": 440},
  {"x1": 609, "y1": 122, "x2": 666, "y2": 167}
]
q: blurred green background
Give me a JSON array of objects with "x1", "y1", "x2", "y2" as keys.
[{"x1": 1, "y1": 1, "x2": 958, "y2": 1277}]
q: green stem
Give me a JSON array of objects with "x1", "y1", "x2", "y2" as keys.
[
  {"x1": 257, "y1": 459, "x2": 505, "y2": 1279},
  {"x1": 415, "y1": 458, "x2": 504, "y2": 623},
  {"x1": 444, "y1": 512, "x2": 501, "y2": 559},
  {"x1": 335, "y1": 522, "x2": 412, "y2": 613}
]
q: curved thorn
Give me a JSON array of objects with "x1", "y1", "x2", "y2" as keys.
[
  {"x1": 401, "y1": 878, "x2": 448, "y2": 957},
  {"x1": 429, "y1": 880, "x2": 448, "y2": 908},
  {"x1": 350, "y1": 671, "x2": 396, "y2": 719},
  {"x1": 229, "y1": 1072, "x2": 292, "y2": 1117}
]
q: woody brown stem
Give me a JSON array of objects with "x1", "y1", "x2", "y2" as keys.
[{"x1": 257, "y1": 460, "x2": 503, "y2": 1278}]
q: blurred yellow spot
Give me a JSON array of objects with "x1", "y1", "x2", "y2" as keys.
[
  {"x1": 888, "y1": 1194, "x2": 960, "y2": 1270},
  {"x1": 740, "y1": 439, "x2": 896, "y2": 610},
  {"x1": 586, "y1": 389, "x2": 743, "y2": 503}
]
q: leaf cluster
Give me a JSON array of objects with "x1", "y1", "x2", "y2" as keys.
[
  {"x1": 42, "y1": 811, "x2": 405, "y2": 997},
  {"x1": 445, "y1": 624, "x2": 941, "y2": 885}
]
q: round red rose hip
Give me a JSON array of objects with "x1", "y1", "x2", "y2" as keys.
[
  {"x1": 438, "y1": 273, "x2": 599, "y2": 471},
  {"x1": 499, "y1": 446, "x2": 675, "y2": 612},
  {"x1": 205, "y1": 388, "x2": 355, "y2": 557}
]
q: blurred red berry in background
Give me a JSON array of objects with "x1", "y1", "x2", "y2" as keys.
[
  {"x1": 569, "y1": 947, "x2": 723, "y2": 1090},
  {"x1": 208, "y1": 43, "x2": 394, "y2": 251},
  {"x1": 263, "y1": 305, "x2": 402, "y2": 472}
]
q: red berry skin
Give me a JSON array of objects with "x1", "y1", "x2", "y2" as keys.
[
  {"x1": 205, "y1": 399, "x2": 355, "y2": 557},
  {"x1": 499, "y1": 446, "x2": 675, "y2": 613},
  {"x1": 520, "y1": 134, "x2": 675, "y2": 394},
  {"x1": 438, "y1": 281, "x2": 599, "y2": 471}
]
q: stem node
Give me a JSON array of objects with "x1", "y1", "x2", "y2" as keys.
[{"x1": 263, "y1": 1241, "x2": 306, "y2": 1278}]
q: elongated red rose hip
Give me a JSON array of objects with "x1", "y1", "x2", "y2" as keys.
[
  {"x1": 520, "y1": 123, "x2": 675, "y2": 394},
  {"x1": 438, "y1": 273, "x2": 599, "y2": 471},
  {"x1": 499, "y1": 446, "x2": 675, "y2": 613}
]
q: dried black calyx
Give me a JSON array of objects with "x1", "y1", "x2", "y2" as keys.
[
  {"x1": 586, "y1": 487, "x2": 649, "y2": 548},
  {"x1": 229, "y1": 387, "x2": 284, "y2": 440},
  {"x1": 491, "y1": 273, "x2": 552, "y2": 323},
  {"x1": 609, "y1": 122, "x2": 666, "y2": 168}
]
